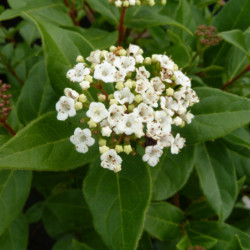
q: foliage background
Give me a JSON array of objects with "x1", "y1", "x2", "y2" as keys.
[{"x1": 0, "y1": 0, "x2": 250, "y2": 249}]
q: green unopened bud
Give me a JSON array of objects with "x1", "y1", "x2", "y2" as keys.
[
  {"x1": 88, "y1": 119, "x2": 97, "y2": 128},
  {"x1": 115, "y1": 82, "x2": 124, "y2": 90},
  {"x1": 128, "y1": 104, "x2": 135, "y2": 112},
  {"x1": 171, "y1": 75, "x2": 177, "y2": 81},
  {"x1": 114, "y1": 165, "x2": 121, "y2": 173},
  {"x1": 108, "y1": 94, "x2": 114, "y2": 100},
  {"x1": 110, "y1": 99, "x2": 118, "y2": 105},
  {"x1": 123, "y1": 1, "x2": 129, "y2": 7},
  {"x1": 85, "y1": 75, "x2": 93, "y2": 83},
  {"x1": 122, "y1": 105, "x2": 127, "y2": 111},
  {"x1": 115, "y1": 145, "x2": 123, "y2": 153},
  {"x1": 124, "y1": 80, "x2": 133, "y2": 89},
  {"x1": 152, "y1": 54, "x2": 158, "y2": 63},
  {"x1": 174, "y1": 64, "x2": 178, "y2": 71},
  {"x1": 124, "y1": 145, "x2": 132, "y2": 154},
  {"x1": 76, "y1": 55, "x2": 84, "y2": 63},
  {"x1": 99, "y1": 145, "x2": 110, "y2": 154},
  {"x1": 161, "y1": 0, "x2": 167, "y2": 4},
  {"x1": 99, "y1": 139, "x2": 107, "y2": 146},
  {"x1": 181, "y1": 121, "x2": 185, "y2": 128},
  {"x1": 134, "y1": 94, "x2": 142, "y2": 103},
  {"x1": 166, "y1": 87, "x2": 174, "y2": 96},
  {"x1": 74, "y1": 102, "x2": 83, "y2": 110},
  {"x1": 119, "y1": 49, "x2": 127, "y2": 56},
  {"x1": 98, "y1": 94, "x2": 106, "y2": 102},
  {"x1": 79, "y1": 94, "x2": 87, "y2": 103},
  {"x1": 109, "y1": 46, "x2": 117, "y2": 52},
  {"x1": 136, "y1": 0, "x2": 141, "y2": 5},
  {"x1": 144, "y1": 57, "x2": 152, "y2": 65}
]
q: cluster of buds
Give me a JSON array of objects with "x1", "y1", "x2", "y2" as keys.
[
  {"x1": 195, "y1": 25, "x2": 222, "y2": 46},
  {"x1": 0, "y1": 80, "x2": 12, "y2": 123},
  {"x1": 109, "y1": 0, "x2": 166, "y2": 7},
  {"x1": 56, "y1": 44, "x2": 199, "y2": 173}
]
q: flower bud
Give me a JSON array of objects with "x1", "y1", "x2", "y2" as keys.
[
  {"x1": 79, "y1": 94, "x2": 87, "y2": 103},
  {"x1": 110, "y1": 99, "x2": 118, "y2": 105},
  {"x1": 114, "y1": 165, "x2": 121, "y2": 173},
  {"x1": 98, "y1": 94, "x2": 106, "y2": 102},
  {"x1": 152, "y1": 54, "x2": 158, "y2": 63},
  {"x1": 124, "y1": 145, "x2": 132, "y2": 154},
  {"x1": 80, "y1": 81, "x2": 90, "y2": 90},
  {"x1": 88, "y1": 119, "x2": 97, "y2": 128},
  {"x1": 115, "y1": 82, "x2": 124, "y2": 90},
  {"x1": 134, "y1": 94, "x2": 143, "y2": 103},
  {"x1": 115, "y1": 145, "x2": 123, "y2": 153},
  {"x1": 166, "y1": 87, "x2": 174, "y2": 96},
  {"x1": 84, "y1": 75, "x2": 93, "y2": 83},
  {"x1": 99, "y1": 145, "x2": 110, "y2": 154},
  {"x1": 144, "y1": 57, "x2": 152, "y2": 65},
  {"x1": 99, "y1": 139, "x2": 107, "y2": 146},
  {"x1": 109, "y1": 45, "x2": 117, "y2": 52},
  {"x1": 119, "y1": 49, "x2": 127, "y2": 56},
  {"x1": 74, "y1": 102, "x2": 83, "y2": 110},
  {"x1": 128, "y1": 104, "x2": 135, "y2": 112},
  {"x1": 76, "y1": 55, "x2": 84, "y2": 63}
]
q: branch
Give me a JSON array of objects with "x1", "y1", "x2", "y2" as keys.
[
  {"x1": 221, "y1": 64, "x2": 250, "y2": 90},
  {"x1": 1, "y1": 120, "x2": 16, "y2": 136},
  {"x1": 83, "y1": 0, "x2": 95, "y2": 23},
  {"x1": 117, "y1": 6, "x2": 127, "y2": 45}
]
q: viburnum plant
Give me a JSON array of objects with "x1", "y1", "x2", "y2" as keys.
[
  {"x1": 56, "y1": 45, "x2": 199, "y2": 172},
  {"x1": 0, "y1": 0, "x2": 250, "y2": 250}
]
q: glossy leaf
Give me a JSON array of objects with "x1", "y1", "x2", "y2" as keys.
[
  {"x1": 16, "y1": 59, "x2": 57, "y2": 125},
  {"x1": 150, "y1": 145, "x2": 195, "y2": 200},
  {"x1": 43, "y1": 189, "x2": 92, "y2": 238},
  {"x1": 0, "y1": 112, "x2": 99, "y2": 171},
  {"x1": 179, "y1": 87, "x2": 250, "y2": 144},
  {"x1": 195, "y1": 141, "x2": 237, "y2": 221},
  {"x1": 0, "y1": 170, "x2": 31, "y2": 235},
  {"x1": 83, "y1": 155, "x2": 151, "y2": 250},
  {"x1": 144, "y1": 202, "x2": 184, "y2": 240},
  {"x1": 0, "y1": 214, "x2": 28, "y2": 250}
]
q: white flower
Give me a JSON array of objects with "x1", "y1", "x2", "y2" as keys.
[
  {"x1": 118, "y1": 113, "x2": 142, "y2": 135},
  {"x1": 136, "y1": 66, "x2": 150, "y2": 80},
  {"x1": 115, "y1": 0, "x2": 122, "y2": 7},
  {"x1": 146, "y1": 122, "x2": 164, "y2": 140},
  {"x1": 133, "y1": 103, "x2": 154, "y2": 122},
  {"x1": 86, "y1": 50, "x2": 101, "y2": 64},
  {"x1": 101, "y1": 149, "x2": 122, "y2": 172},
  {"x1": 70, "y1": 128, "x2": 95, "y2": 153},
  {"x1": 86, "y1": 102, "x2": 109, "y2": 123},
  {"x1": 150, "y1": 77, "x2": 165, "y2": 95},
  {"x1": 56, "y1": 96, "x2": 76, "y2": 120},
  {"x1": 129, "y1": 0, "x2": 136, "y2": 5},
  {"x1": 174, "y1": 70, "x2": 191, "y2": 87},
  {"x1": 114, "y1": 70, "x2": 126, "y2": 82},
  {"x1": 80, "y1": 81, "x2": 90, "y2": 90},
  {"x1": 157, "y1": 55, "x2": 175, "y2": 72},
  {"x1": 160, "y1": 96, "x2": 179, "y2": 116},
  {"x1": 66, "y1": 63, "x2": 90, "y2": 82},
  {"x1": 242, "y1": 196, "x2": 250, "y2": 209},
  {"x1": 135, "y1": 79, "x2": 150, "y2": 94},
  {"x1": 182, "y1": 111, "x2": 194, "y2": 124},
  {"x1": 64, "y1": 88, "x2": 79, "y2": 102},
  {"x1": 108, "y1": 104, "x2": 125, "y2": 126},
  {"x1": 94, "y1": 61, "x2": 116, "y2": 83},
  {"x1": 155, "y1": 110, "x2": 172, "y2": 134},
  {"x1": 104, "y1": 52, "x2": 116, "y2": 65},
  {"x1": 173, "y1": 116, "x2": 183, "y2": 126},
  {"x1": 142, "y1": 145, "x2": 163, "y2": 167},
  {"x1": 142, "y1": 88, "x2": 159, "y2": 108},
  {"x1": 171, "y1": 133, "x2": 185, "y2": 154},
  {"x1": 157, "y1": 133, "x2": 174, "y2": 148},
  {"x1": 114, "y1": 56, "x2": 136, "y2": 73},
  {"x1": 127, "y1": 44, "x2": 141, "y2": 57},
  {"x1": 114, "y1": 87, "x2": 134, "y2": 104},
  {"x1": 101, "y1": 126, "x2": 112, "y2": 137}
]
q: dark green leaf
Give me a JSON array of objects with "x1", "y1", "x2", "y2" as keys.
[
  {"x1": 25, "y1": 202, "x2": 44, "y2": 224},
  {"x1": 0, "y1": 112, "x2": 98, "y2": 171},
  {"x1": 151, "y1": 145, "x2": 195, "y2": 200},
  {"x1": 83, "y1": 155, "x2": 151, "y2": 250},
  {"x1": 0, "y1": 170, "x2": 31, "y2": 235},
  {"x1": 144, "y1": 202, "x2": 184, "y2": 240},
  {"x1": 195, "y1": 141, "x2": 237, "y2": 221},
  {"x1": 227, "y1": 235, "x2": 244, "y2": 250},
  {"x1": 179, "y1": 87, "x2": 250, "y2": 144},
  {"x1": 0, "y1": 214, "x2": 28, "y2": 250}
]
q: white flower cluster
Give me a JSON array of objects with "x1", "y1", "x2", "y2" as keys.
[
  {"x1": 109, "y1": 0, "x2": 166, "y2": 7},
  {"x1": 56, "y1": 44, "x2": 199, "y2": 172}
]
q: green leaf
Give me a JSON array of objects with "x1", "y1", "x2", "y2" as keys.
[
  {"x1": 25, "y1": 202, "x2": 44, "y2": 224},
  {"x1": 16, "y1": 59, "x2": 57, "y2": 125},
  {"x1": 186, "y1": 221, "x2": 250, "y2": 249},
  {"x1": 171, "y1": 0, "x2": 196, "y2": 45},
  {"x1": 227, "y1": 235, "x2": 244, "y2": 250},
  {"x1": 43, "y1": 189, "x2": 92, "y2": 238},
  {"x1": 137, "y1": 232, "x2": 152, "y2": 250},
  {"x1": 83, "y1": 155, "x2": 151, "y2": 250},
  {"x1": 144, "y1": 202, "x2": 184, "y2": 240},
  {"x1": 195, "y1": 141, "x2": 237, "y2": 221},
  {"x1": 151, "y1": 145, "x2": 195, "y2": 200},
  {"x1": 125, "y1": 6, "x2": 193, "y2": 35},
  {"x1": 18, "y1": 20, "x2": 40, "y2": 45},
  {"x1": 219, "y1": 29, "x2": 250, "y2": 57},
  {"x1": 0, "y1": 112, "x2": 98, "y2": 171},
  {"x1": 25, "y1": 15, "x2": 95, "y2": 95},
  {"x1": 213, "y1": 0, "x2": 250, "y2": 32},
  {"x1": 179, "y1": 87, "x2": 250, "y2": 144},
  {"x1": 86, "y1": 0, "x2": 119, "y2": 25},
  {"x1": 0, "y1": 214, "x2": 28, "y2": 250},
  {"x1": 0, "y1": 170, "x2": 31, "y2": 235}
]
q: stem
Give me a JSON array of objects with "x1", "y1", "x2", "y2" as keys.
[
  {"x1": 64, "y1": 0, "x2": 69, "y2": 7},
  {"x1": 221, "y1": 64, "x2": 250, "y2": 91},
  {"x1": 117, "y1": 6, "x2": 127, "y2": 45},
  {"x1": 0, "y1": 51, "x2": 24, "y2": 86},
  {"x1": 1, "y1": 120, "x2": 16, "y2": 136},
  {"x1": 83, "y1": 0, "x2": 95, "y2": 23},
  {"x1": 64, "y1": 0, "x2": 79, "y2": 26},
  {"x1": 173, "y1": 193, "x2": 180, "y2": 207}
]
